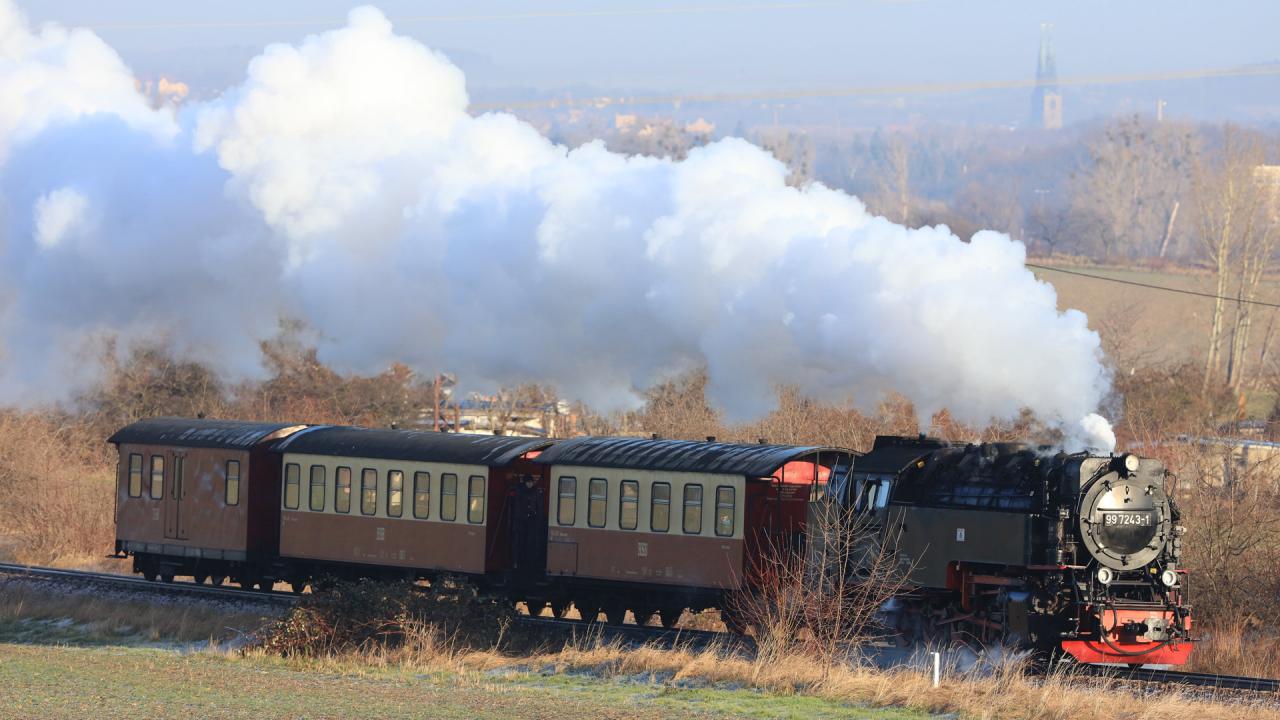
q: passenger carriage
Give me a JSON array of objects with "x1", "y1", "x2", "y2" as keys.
[
  {"x1": 527, "y1": 436, "x2": 854, "y2": 626},
  {"x1": 109, "y1": 418, "x2": 305, "y2": 587},
  {"x1": 267, "y1": 425, "x2": 552, "y2": 588}
]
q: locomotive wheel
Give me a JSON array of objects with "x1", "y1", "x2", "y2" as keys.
[
  {"x1": 257, "y1": 579, "x2": 275, "y2": 592},
  {"x1": 526, "y1": 600, "x2": 549, "y2": 617},
  {"x1": 143, "y1": 570, "x2": 158, "y2": 582},
  {"x1": 549, "y1": 601, "x2": 569, "y2": 619},
  {"x1": 159, "y1": 573, "x2": 174, "y2": 584},
  {"x1": 289, "y1": 579, "x2": 307, "y2": 595},
  {"x1": 580, "y1": 605, "x2": 604, "y2": 624},
  {"x1": 193, "y1": 573, "x2": 209, "y2": 585},
  {"x1": 210, "y1": 575, "x2": 225, "y2": 587}
]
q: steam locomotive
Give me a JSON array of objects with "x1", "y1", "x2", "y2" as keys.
[
  {"x1": 838, "y1": 435, "x2": 1191, "y2": 664},
  {"x1": 109, "y1": 418, "x2": 1191, "y2": 665}
]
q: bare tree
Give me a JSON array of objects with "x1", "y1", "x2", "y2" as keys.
[
  {"x1": 868, "y1": 131, "x2": 912, "y2": 225},
  {"x1": 757, "y1": 130, "x2": 815, "y2": 187},
  {"x1": 1071, "y1": 115, "x2": 1196, "y2": 259},
  {"x1": 1193, "y1": 126, "x2": 1274, "y2": 391}
]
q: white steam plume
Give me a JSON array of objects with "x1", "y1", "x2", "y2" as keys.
[{"x1": 0, "y1": 4, "x2": 1116, "y2": 451}]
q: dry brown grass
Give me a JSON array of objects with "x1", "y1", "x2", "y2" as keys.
[
  {"x1": 0, "y1": 412, "x2": 115, "y2": 565},
  {"x1": 263, "y1": 633, "x2": 1278, "y2": 720},
  {"x1": 506, "y1": 638, "x2": 1279, "y2": 720},
  {"x1": 1189, "y1": 620, "x2": 1280, "y2": 679},
  {"x1": 0, "y1": 581, "x2": 272, "y2": 643}
]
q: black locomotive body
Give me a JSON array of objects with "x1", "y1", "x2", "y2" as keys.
[{"x1": 835, "y1": 435, "x2": 1192, "y2": 664}]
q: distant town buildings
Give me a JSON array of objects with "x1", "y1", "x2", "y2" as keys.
[
  {"x1": 1030, "y1": 23, "x2": 1063, "y2": 130},
  {"x1": 135, "y1": 76, "x2": 190, "y2": 109}
]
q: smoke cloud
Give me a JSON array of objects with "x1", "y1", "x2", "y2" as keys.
[{"x1": 0, "y1": 4, "x2": 1116, "y2": 451}]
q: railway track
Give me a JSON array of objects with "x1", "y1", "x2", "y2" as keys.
[
  {"x1": 1072, "y1": 663, "x2": 1280, "y2": 693},
  {"x1": 0, "y1": 562, "x2": 296, "y2": 607},
  {"x1": 4, "y1": 562, "x2": 1278, "y2": 694}
]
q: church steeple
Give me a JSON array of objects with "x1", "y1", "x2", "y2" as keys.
[{"x1": 1031, "y1": 23, "x2": 1063, "y2": 130}]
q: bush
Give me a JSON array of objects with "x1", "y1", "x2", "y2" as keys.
[{"x1": 251, "y1": 578, "x2": 518, "y2": 658}]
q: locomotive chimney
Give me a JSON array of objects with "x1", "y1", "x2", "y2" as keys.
[
  {"x1": 706, "y1": 436, "x2": 716, "y2": 443},
  {"x1": 651, "y1": 433, "x2": 660, "y2": 440}
]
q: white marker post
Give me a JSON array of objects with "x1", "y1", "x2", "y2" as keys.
[{"x1": 932, "y1": 651, "x2": 941, "y2": 688}]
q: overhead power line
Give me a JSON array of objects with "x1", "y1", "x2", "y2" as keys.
[
  {"x1": 470, "y1": 63, "x2": 1280, "y2": 111},
  {"x1": 1026, "y1": 263, "x2": 1280, "y2": 310}
]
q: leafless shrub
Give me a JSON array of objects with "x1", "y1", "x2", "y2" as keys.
[{"x1": 731, "y1": 501, "x2": 911, "y2": 668}]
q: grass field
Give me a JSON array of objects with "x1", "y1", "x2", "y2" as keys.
[
  {"x1": 1034, "y1": 261, "x2": 1280, "y2": 374},
  {"x1": 0, "y1": 643, "x2": 921, "y2": 720}
]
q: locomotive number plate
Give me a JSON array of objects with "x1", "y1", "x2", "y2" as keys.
[{"x1": 1103, "y1": 512, "x2": 1151, "y2": 527}]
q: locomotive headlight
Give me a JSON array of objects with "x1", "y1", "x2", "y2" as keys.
[
  {"x1": 1123, "y1": 453, "x2": 1140, "y2": 473},
  {"x1": 1160, "y1": 569, "x2": 1178, "y2": 587},
  {"x1": 1096, "y1": 567, "x2": 1114, "y2": 585}
]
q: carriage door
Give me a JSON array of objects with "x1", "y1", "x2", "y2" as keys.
[
  {"x1": 743, "y1": 480, "x2": 776, "y2": 581},
  {"x1": 163, "y1": 451, "x2": 188, "y2": 540}
]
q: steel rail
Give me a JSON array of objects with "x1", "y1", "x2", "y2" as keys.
[
  {"x1": 1071, "y1": 663, "x2": 1280, "y2": 693},
  {"x1": 0, "y1": 562, "x2": 297, "y2": 607}
]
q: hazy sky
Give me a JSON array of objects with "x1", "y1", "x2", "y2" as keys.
[{"x1": 17, "y1": 1, "x2": 1280, "y2": 98}]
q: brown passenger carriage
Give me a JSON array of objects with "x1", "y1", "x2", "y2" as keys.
[
  {"x1": 527, "y1": 436, "x2": 854, "y2": 626},
  {"x1": 269, "y1": 425, "x2": 552, "y2": 587},
  {"x1": 110, "y1": 418, "x2": 305, "y2": 586}
]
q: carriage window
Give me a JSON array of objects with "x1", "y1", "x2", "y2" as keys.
[
  {"x1": 284, "y1": 463, "x2": 300, "y2": 509},
  {"x1": 128, "y1": 454, "x2": 143, "y2": 498},
  {"x1": 226, "y1": 460, "x2": 241, "y2": 506},
  {"x1": 335, "y1": 466, "x2": 352, "y2": 514},
  {"x1": 587, "y1": 478, "x2": 607, "y2": 528},
  {"x1": 149, "y1": 455, "x2": 165, "y2": 499},
  {"x1": 388, "y1": 470, "x2": 404, "y2": 518},
  {"x1": 619, "y1": 480, "x2": 639, "y2": 530},
  {"x1": 413, "y1": 472, "x2": 430, "y2": 519},
  {"x1": 715, "y1": 486, "x2": 735, "y2": 537},
  {"x1": 557, "y1": 476, "x2": 577, "y2": 525},
  {"x1": 361, "y1": 468, "x2": 378, "y2": 516},
  {"x1": 309, "y1": 465, "x2": 326, "y2": 512},
  {"x1": 468, "y1": 475, "x2": 485, "y2": 524},
  {"x1": 651, "y1": 482, "x2": 670, "y2": 532},
  {"x1": 683, "y1": 484, "x2": 703, "y2": 534},
  {"x1": 441, "y1": 473, "x2": 458, "y2": 521}
]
